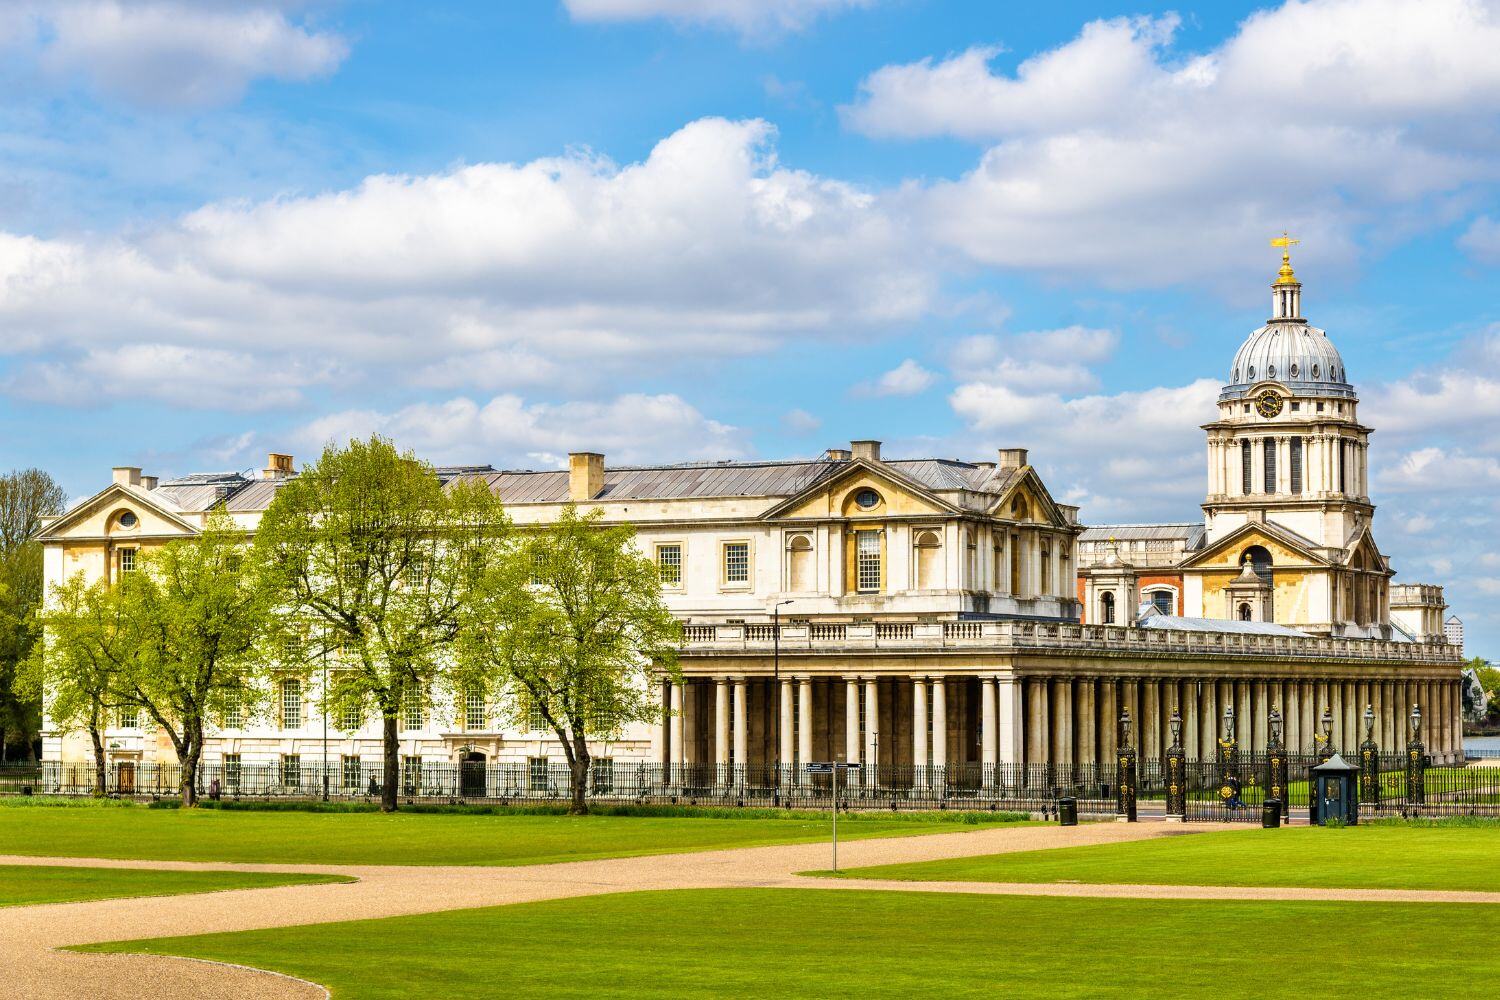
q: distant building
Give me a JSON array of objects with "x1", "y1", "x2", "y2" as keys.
[{"x1": 1445, "y1": 615, "x2": 1465, "y2": 651}]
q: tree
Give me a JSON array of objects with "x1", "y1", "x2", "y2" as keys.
[
  {"x1": 455, "y1": 505, "x2": 680, "y2": 815},
  {"x1": 110, "y1": 512, "x2": 269, "y2": 807},
  {"x1": 253, "y1": 436, "x2": 509, "y2": 812},
  {"x1": 19, "y1": 575, "x2": 129, "y2": 795},
  {"x1": 0, "y1": 468, "x2": 66, "y2": 762}
]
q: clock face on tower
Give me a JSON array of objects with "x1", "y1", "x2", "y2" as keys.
[{"x1": 1256, "y1": 391, "x2": 1284, "y2": 418}]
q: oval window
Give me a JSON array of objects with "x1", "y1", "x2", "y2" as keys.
[
  {"x1": 1312, "y1": 363, "x2": 1321, "y2": 379},
  {"x1": 1290, "y1": 363, "x2": 1299, "y2": 378},
  {"x1": 1247, "y1": 366, "x2": 1256, "y2": 380},
  {"x1": 118, "y1": 511, "x2": 138, "y2": 529},
  {"x1": 1232, "y1": 367, "x2": 1239, "y2": 382},
  {"x1": 854, "y1": 488, "x2": 881, "y2": 510},
  {"x1": 1267, "y1": 364, "x2": 1276, "y2": 379}
]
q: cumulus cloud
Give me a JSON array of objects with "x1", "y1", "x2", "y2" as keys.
[
  {"x1": 8, "y1": 1, "x2": 348, "y2": 109},
  {"x1": 1459, "y1": 216, "x2": 1500, "y2": 264},
  {"x1": 847, "y1": 0, "x2": 1500, "y2": 288},
  {"x1": 856, "y1": 358, "x2": 937, "y2": 397},
  {"x1": 0, "y1": 117, "x2": 928, "y2": 408},
  {"x1": 293, "y1": 392, "x2": 746, "y2": 470},
  {"x1": 562, "y1": 0, "x2": 875, "y2": 37}
]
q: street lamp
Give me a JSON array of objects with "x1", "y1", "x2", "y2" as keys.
[
  {"x1": 1411, "y1": 702, "x2": 1422, "y2": 741},
  {"x1": 1223, "y1": 704, "x2": 1236, "y2": 744},
  {"x1": 1119, "y1": 707, "x2": 1132, "y2": 750},
  {"x1": 1363, "y1": 703, "x2": 1375, "y2": 742},
  {"x1": 1320, "y1": 706, "x2": 1333, "y2": 743},
  {"x1": 1168, "y1": 706, "x2": 1182, "y2": 750},
  {"x1": 771, "y1": 599, "x2": 793, "y2": 804},
  {"x1": 320, "y1": 634, "x2": 329, "y2": 802},
  {"x1": 1269, "y1": 706, "x2": 1283, "y2": 748}
]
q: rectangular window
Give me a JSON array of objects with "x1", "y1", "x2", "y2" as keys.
[
  {"x1": 1263, "y1": 438, "x2": 1277, "y2": 494},
  {"x1": 341, "y1": 700, "x2": 363, "y2": 733},
  {"x1": 656, "y1": 543, "x2": 682, "y2": 587},
  {"x1": 223, "y1": 697, "x2": 242, "y2": 729},
  {"x1": 223, "y1": 753, "x2": 241, "y2": 789},
  {"x1": 1290, "y1": 437, "x2": 1303, "y2": 494},
  {"x1": 402, "y1": 755, "x2": 422, "y2": 795},
  {"x1": 1340, "y1": 440, "x2": 1350, "y2": 494},
  {"x1": 1039, "y1": 547, "x2": 1051, "y2": 594},
  {"x1": 118, "y1": 548, "x2": 136, "y2": 574},
  {"x1": 723, "y1": 541, "x2": 749, "y2": 585},
  {"x1": 402, "y1": 686, "x2": 424, "y2": 731},
  {"x1": 465, "y1": 688, "x2": 486, "y2": 730},
  {"x1": 1241, "y1": 440, "x2": 1253, "y2": 494},
  {"x1": 526, "y1": 696, "x2": 548, "y2": 733},
  {"x1": 280, "y1": 679, "x2": 302, "y2": 729},
  {"x1": 1151, "y1": 590, "x2": 1174, "y2": 615},
  {"x1": 855, "y1": 531, "x2": 881, "y2": 593},
  {"x1": 280, "y1": 754, "x2": 301, "y2": 788},
  {"x1": 528, "y1": 756, "x2": 549, "y2": 792},
  {"x1": 342, "y1": 755, "x2": 362, "y2": 789},
  {"x1": 591, "y1": 757, "x2": 614, "y2": 794},
  {"x1": 117, "y1": 707, "x2": 138, "y2": 729}
]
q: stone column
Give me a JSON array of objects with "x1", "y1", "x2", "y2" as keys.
[
  {"x1": 1252, "y1": 680, "x2": 1268, "y2": 752},
  {"x1": 864, "y1": 677, "x2": 880, "y2": 789},
  {"x1": 998, "y1": 675, "x2": 1021, "y2": 766},
  {"x1": 1100, "y1": 679, "x2": 1118, "y2": 764},
  {"x1": 669, "y1": 681, "x2": 685, "y2": 784},
  {"x1": 797, "y1": 677, "x2": 813, "y2": 783},
  {"x1": 845, "y1": 677, "x2": 861, "y2": 768},
  {"x1": 648, "y1": 677, "x2": 666, "y2": 768},
  {"x1": 1143, "y1": 681, "x2": 1160, "y2": 760},
  {"x1": 732, "y1": 678, "x2": 748, "y2": 783},
  {"x1": 980, "y1": 675, "x2": 997, "y2": 786},
  {"x1": 912, "y1": 676, "x2": 928, "y2": 778},
  {"x1": 714, "y1": 679, "x2": 730, "y2": 778},
  {"x1": 1028, "y1": 678, "x2": 1049, "y2": 769},
  {"x1": 779, "y1": 678, "x2": 794, "y2": 781},
  {"x1": 1052, "y1": 678, "x2": 1073, "y2": 769},
  {"x1": 1343, "y1": 681, "x2": 1357, "y2": 752},
  {"x1": 1300, "y1": 680, "x2": 1316, "y2": 755},
  {"x1": 931, "y1": 676, "x2": 948, "y2": 774},
  {"x1": 1079, "y1": 678, "x2": 1096, "y2": 766},
  {"x1": 1201, "y1": 681, "x2": 1218, "y2": 758},
  {"x1": 1184, "y1": 681, "x2": 1200, "y2": 761}
]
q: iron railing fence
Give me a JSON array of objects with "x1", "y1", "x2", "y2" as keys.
[{"x1": 8, "y1": 754, "x2": 1493, "y2": 818}]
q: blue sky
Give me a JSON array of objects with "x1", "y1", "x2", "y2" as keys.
[{"x1": 2, "y1": 0, "x2": 1498, "y2": 652}]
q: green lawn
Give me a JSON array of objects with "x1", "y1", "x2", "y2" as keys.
[
  {"x1": 830, "y1": 824, "x2": 1500, "y2": 891},
  {"x1": 80, "y1": 888, "x2": 1499, "y2": 998},
  {"x1": 0, "y1": 802, "x2": 1025, "y2": 867},
  {"x1": 0, "y1": 864, "x2": 346, "y2": 907}
]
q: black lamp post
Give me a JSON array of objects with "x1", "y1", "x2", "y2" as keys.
[
  {"x1": 771, "y1": 599, "x2": 793, "y2": 804},
  {"x1": 1411, "y1": 702, "x2": 1422, "y2": 741},
  {"x1": 1321, "y1": 707, "x2": 1333, "y2": 742},
  {"x1": 1363, "y1": 703, "x2": 1375, "y2": 742},
  {"x1": 1168, "y1": 706, "x2": 1183, "y2": 750},
  {"x1": 1269, "y1": 706, "x2": 1283, "y2": 749},
  {"x1": 1120, "y1": 707, "x2": 1133, "y2": 750},
  {"x1": 1223, "y1": 704, "x2": 1236, "y2": 744}
]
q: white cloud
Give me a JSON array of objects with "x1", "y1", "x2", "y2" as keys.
[
  {"x1": 1365, "y1": 370, "x2": 1500, "y2": 437},
  {"x1": 12, "y1": 1, "x2": 348, "y2": 109},
  {"x1": 1378, "y1": 447, "x2": 1500, "y2": 494},
  {"x1": 781, "y1": 408, "x2": 821, "y2": 435},
  {"x1": 858, "y1": 358, "x2": 937, "y2": 397},
  {"x1": 562, "y1": 0, "x2": 874, "y2": 37},
  {"x1": 1459, "y1": 216, "x2": 1500, "y2": 264},
  {"x1": 0, "y1": 118, "x2": 928, "y2": 408},
  {"x1": 848, "y1": 0, "x2": 1500, "y2": 288},
  {"x1": 294, "y1": 392, "x2": 746, "y2": 469}
]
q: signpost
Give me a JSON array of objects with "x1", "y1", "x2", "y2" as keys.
[{"x1": 808, "y1": 759, "x2": 861, "y2": 872}]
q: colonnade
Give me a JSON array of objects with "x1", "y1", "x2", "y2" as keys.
[{"x1": 657, "y1": 671, "x2": 1465, "y2": 781}]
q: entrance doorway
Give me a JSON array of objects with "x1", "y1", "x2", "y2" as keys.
[
  {"x1": 114, "y1": 761, "x2": 136, "y2": 794},
  {"x1": 460, "y1": 751, "x2": 487, "y2": 798}
]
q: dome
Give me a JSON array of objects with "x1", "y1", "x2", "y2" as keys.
[{"x1": 1223, "y1": 322, "x2": 1353, "y2": 400}]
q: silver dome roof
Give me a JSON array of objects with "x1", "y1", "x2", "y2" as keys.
[{"x1": 1222, "y1": 321, "x2": 1353, "y2": 401}]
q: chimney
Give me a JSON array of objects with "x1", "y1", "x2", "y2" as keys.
[
  {"x1": 997, "y1": 448, "x2": 1028, "y2": 471},
  {"x1": 113, "y1": 466, "x2": 141, "y2": 487},
  {"x1": 262, "y1": 453, "x2": 295, "y2": 480},
  {"x1": 139, "y1": 476, "x2": 159, "y2": 491},
  {"x1": 850, "y1": 440, "x2": 882, "y2": 462},
  {"x1": 568, "y1": 452, "x2": 604, "y2": 501},
  {"x1": 824, "y1": 448, "x2": 852, "y2": 462}
]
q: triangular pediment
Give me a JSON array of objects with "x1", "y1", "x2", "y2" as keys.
[
  {"x1": 36, "y1": 482, "x2": 199, "y2": 541},
  {"x1": 988, "y1": 468, "x2": 1072, "y2": 529},
  {"x1": 763, "y1": 460, "x2": 958, "y2": 521},
  {"x1": 1181, "y1": 520, "x2": 1330, "y2": 570},
  {"x1": 1341, "y1": 524, "x2": 1389, "y2": 573}
]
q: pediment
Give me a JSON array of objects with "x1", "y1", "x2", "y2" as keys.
[
  {"x1": 764, "y1": 460, "x2": 957, "y2": 521},
  {"x1": 990, "y1": 468, "x2": 1071, "y2": 529},
  {"x1": 36, "y1": 483, "x2": 199, "y2": 541},
  {"x1": 1341, "y1": 526, "x2": 1388, "y2": 572},
  {"x1": 1181, "y1": 521, "x2": 1328, "y2": 570}
]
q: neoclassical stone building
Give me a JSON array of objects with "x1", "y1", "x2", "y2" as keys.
[{"x1": 37, "y1": 248, "x2": 1466, "y2": 785}]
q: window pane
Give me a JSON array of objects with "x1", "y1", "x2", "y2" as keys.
[
  {"x1": 342, "y1": 755, "x2": 362, "y2": 789},
  {"x1": 223, "y1": 753, "x2": 241, "y2": 789},
  {"x1": 1241, "y1": 440, "x2": 1252, "y2": 494},
  {"x1": 1290, "y1": 437, "x2": 1303, "y2": 494},
  {"x1": 280, "y1": 679, "x2": 302, "y2": 728},
  {"x1": 119, "y1": 548, "x2": 136, "y2": 573},
  {"x1": 657, "y1": 544, "x2": 682, "y2": 586},
  {"x1": 724, "y1": 542, "x2": 749, "y2": 583},
  {"x1": 856, "y1": 532, "x2": 881, "y2": 592},
  {"x1": 465, "y1": 688, "x2": 486, "y2": 730},
  {"x1": 529, "y1": 756, "x2": 549, "y2": 791},
  {"x1": 281, "y1": 754, "x2": 301, "y2": 787},
  {"x1": 1151, "y1": 590, "x2": 1173, "y2": 614},
  {"x1": 1263, "y1": 438, "x2": 1277, "y2": 494}
]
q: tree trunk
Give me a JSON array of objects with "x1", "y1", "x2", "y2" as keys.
[
  {"x1": 567, "y1": 728, "x2": 591, "y2": 816},
  {"x1": 178, "y1": 723, "x2": 201, "y2": 808},
  {"x1": 88, "y1": 722, "x2": 106, "y2": 797},
  {"x1": 382, "y1": 712, "x2": 399, "y2": 813}
]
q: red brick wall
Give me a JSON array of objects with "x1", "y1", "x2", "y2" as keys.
[{"x1": 1136, "y1": 573, "x2": 1185, "y2": 614}]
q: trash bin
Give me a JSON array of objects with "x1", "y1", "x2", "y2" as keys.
[
  {"x1": 1058, "y1": 796, "x2": 1078, "y2": 826},
  {"x1": 1262, "y1": 798, "x2": 1281, "y2": 829}
]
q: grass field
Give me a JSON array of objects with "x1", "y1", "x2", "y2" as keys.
[
  {"x1": 0, "y1": 800, "x2": 1026, "y2": 867},
  {"x1": 828, "y1": 824, "x2": 1500, "y2": 891},
  {"x1": 0, "y1": 864, "x2": 346, "y2": 908},
  {"x1": 80, "y1": 887, "x2": 1499, "y2": 998}
]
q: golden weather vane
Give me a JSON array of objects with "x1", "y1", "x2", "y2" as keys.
[{"x1": 1270, "y1": 232, "x2": 1300, "y2": 283}]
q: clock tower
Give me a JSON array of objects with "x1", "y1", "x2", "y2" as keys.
[{"x1": 1186, "y1": 238, "x2": 1392, "y2": 635}]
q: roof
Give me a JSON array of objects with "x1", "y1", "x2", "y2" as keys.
[
  {"x1": 1137, "y1": 614, "x2": 1310, "y2": 637},
  {"x1": 1079, "y1": 523, "x2": 1205, "y2": 546}
]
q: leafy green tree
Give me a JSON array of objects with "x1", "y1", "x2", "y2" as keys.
[
  {"x1": 254, "y1": 437, "x2": 509, "y2": 812},
  {"x1": 455, "y1": 505, "x2": 679, "y2": 815},
  {"x1": 110, "y1": 512, "x2": 269, "y2": 806},
  {"x1": 0, "y1": 468, "x2": 66, "y2": 761},
  {"x1": 19, "y1": 575, "x2": 131, "y2": 794}
]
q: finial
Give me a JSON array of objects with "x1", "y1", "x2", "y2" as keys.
[{"x1": 1270, "y1": 233, "x2": 1300, "y2": 285}]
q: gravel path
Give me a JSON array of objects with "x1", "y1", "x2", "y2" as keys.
[{"x1": 5, "y1": 820, "x2": 1492, "y2": 999}]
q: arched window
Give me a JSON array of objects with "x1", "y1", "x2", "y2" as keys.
[
  {"x1": 1147, "y1": 589, "x2": 1174, "y2": 615},
  {"x1": 1100, "y1": 591, "x2": 1116, "y2": 624},
  {"x1": 787, "y1": 534, "x2": 814, "y2": 592},
  {"x1": 915, "y1": 530, "x2": 942, "y2": 590},
  {"x1": 1238, "y1": 602, "x2": 1253, "y2": 621},
  {"x1": 1039, "y1": 545, "x2": 1051, "y2": 594},
  {"x1": 1241, "y1": 545, "x2": 1273, "y2": 584}
]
